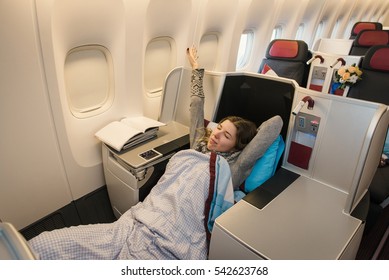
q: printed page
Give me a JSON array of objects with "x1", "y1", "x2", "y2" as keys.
[
  {"x1": 121, "y1": 116, "x2": 165, "y2": 132},
  {"x1": 95, "y1": 121, "x2": 142, "y2": 151}
]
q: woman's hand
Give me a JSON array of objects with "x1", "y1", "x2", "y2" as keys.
[{"x1": 187, "y1": 46, "x2": 199, "y2": 70}]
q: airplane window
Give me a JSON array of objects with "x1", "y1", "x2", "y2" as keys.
[
  {"x1": 344, "y1": 18, "x2": 356, "y2": 38},
  {"x1": 144, "y1": 37, "x2": 176, "y2": 96},
  {"x1": 271, "y1": 25, "x2": 283, "y2": 41},
  {"x1": 236, "y1": 30, "x2": 254, "y2": 70},
  {"x1": 313, "y1": 20, "x2": 325, "y2": 45},
  {"x1": 331, "y1": 19, "x2": 341, "y2": 38},
  {"x1": 64, "y1": 45, "x2": 114, "y2": 118},
  {"x1": 295, "y1": 23, "x2": 305, "y2": 40}
]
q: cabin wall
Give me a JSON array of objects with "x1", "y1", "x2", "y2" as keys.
[
  {"x1": 1, "y1": 0, "x2": 389, "y2": 230},
  {"x1": 0, "y1": 1, "x2": 72, "y2": 229}
]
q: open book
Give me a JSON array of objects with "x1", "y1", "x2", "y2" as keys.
[{"x1": 95, "y1": 116, "x2": 165, "y2": 152}]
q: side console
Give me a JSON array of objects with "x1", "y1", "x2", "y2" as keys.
[{"x1": 102, "y1": 121, "x2": 189, "y2": 218}]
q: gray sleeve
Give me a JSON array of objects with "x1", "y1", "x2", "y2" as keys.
[
  {"x1": 189, "y1": 69, "x2": 205, "y2": 148},
  {"x1": 230, "y1": 115, "x2": 283, "y2": 189}
]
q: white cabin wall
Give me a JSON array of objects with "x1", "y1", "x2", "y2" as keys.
[
  {"x1": 363, "y1": 0, "x2": 385, "y2": 22},
  {"x1": 35, "y1": 0, "x2": 132, "y2": 200},
  {"x1": 141, "y1": 0, "x2": 198, "y2": 119},
  {"x1": 327, "y1": 0, "x2": 356, "y2": 39},
  {"x1": 299, "y1": 0, "x2": 328, "y2": 47},
  {"x1": 237, "y1": 0, "x2": 285, "y2": 72},
  {"x1": 377, "y1": 3, "x2": 389, "y2": 25},
  {"x1": 379, "y1": 2, "x2": 389, "y2": 26},
  {"x1": 0, "y1": 1, "x2": 73, "y2": 230},
  {"x1": 315, "y1": 0, "x2": 347, "y2": 40},
  {"x1": 274, "y1": 0, "x2": 311, "y2": 40},
  {"x1": 193, "y1": 0, "x2": 242, "y2": 72},
  {"x1": 354, "y1": 0, "x2": 376, "y2": 22},
  {"x1": 217, "y1": 0, "x2": 254, "y2": 72}
]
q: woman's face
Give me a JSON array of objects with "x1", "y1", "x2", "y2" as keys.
[{"x1": 207, "y1": 119, "x2": 237, "y2": 152}]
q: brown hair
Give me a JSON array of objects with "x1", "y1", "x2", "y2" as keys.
[{"x1": 201, "y1": 116, "x2": 257, "y2": 151}]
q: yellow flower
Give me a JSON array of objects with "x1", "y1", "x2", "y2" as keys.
[
  {"x1": 348, "y1": 66, "x2": 356, "y2": 73},
  {"x1": 342, "y1": 72, "x2": 350, "y2": 81},
  {"x1": 337, "y1": 67, "x2": 346, "y2": 76},
  {"x1": 333, "y1": 63, "x2": 363, "y2": 89}
]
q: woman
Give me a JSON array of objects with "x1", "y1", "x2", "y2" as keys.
[
  {"x1": 28, "y1": 48, "x2": 283, "y2": 260},
  {"x1": 187, "y1": 46, "x2": 283, "y2": 189}
]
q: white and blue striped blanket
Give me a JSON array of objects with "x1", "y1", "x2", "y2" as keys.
[{"x1": 29, "y1": 149, "x2": 233, "y2": 260}]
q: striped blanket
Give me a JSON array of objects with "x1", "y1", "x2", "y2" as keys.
[{"x1": 29, "y1": 149, "x2": 233, "y2": 260}]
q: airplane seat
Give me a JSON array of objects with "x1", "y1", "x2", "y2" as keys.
[
  {"x1": 347, "y1": 45, "x2": 389, "y2": 228},
  {"x1": 349, "y1": 30, "x2": 389, "y2": 56},
  {"x1": 349, "y1": 21, "x2": 383, "y2": 39},
  {"x1": 258, "y1": 39, "x2": 311, "y2": 87},
  {"x1": 347, "y1": 45, "x2": 389, "y2": 104}
]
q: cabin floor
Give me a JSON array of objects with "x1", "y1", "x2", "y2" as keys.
[{"x1": 20, "y1": 185, "x2": 388, "y2": 260}]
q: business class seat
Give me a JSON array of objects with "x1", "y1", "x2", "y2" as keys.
[
  {"x1": 349, "y1": 30, "x2": 389, "y2": 56},
  {"x1": 347, "y1": 45, "x2": 389, "y2": 230},
  {"x1": 348, "y1": 45, "x2": 389, "y2": 105},
  {"x1": 349, "y1": 21, "x2": 383, "y2": 39},
  {"x1": 258, "y1": 39, "x2": 311, "y2": 87}
]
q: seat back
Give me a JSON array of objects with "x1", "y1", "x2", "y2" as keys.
[
  {"x1": 347, "y1": 45, "x2": 389, "y2": 104},
  {"x1": 349, "y1": 30, "x2": 389, "y2": 56},
  {"x1": 347, "y1": 45, "x2": 389, "y2": 206},
  {"x1": 258, "y1": 39, "x2": 311, "y2": 86},
  {"x1": 349, "y1": 21, "x2": 383, "y2": 39}
]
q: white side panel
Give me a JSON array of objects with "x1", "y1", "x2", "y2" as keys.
[
  {"x1": 283, "y1": 87, "x2": 387, "y2": 202},
  {"x1": 312, "y1": 99, "x2": 376, "y2": 190},
  {"x1": 209, "y1": 225, "x2": 263, "y2": 260},
  {"x1": 312, "y1": 38, "x2": 354, "y2": 55},
  {"x1": 0, "y1": 1, "x2": 72, "y2": 229},
  {"x1": 160, "y1": 67, "x2": 226, "y2": 125},
  {"x1": 211, "y1": 179, "x2": 362, "y2": 259},
  {"x1": 344, "y1": 108, "x2": 389, "y2": 213}
]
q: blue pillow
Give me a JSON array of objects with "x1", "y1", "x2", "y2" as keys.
[{"x1": 244, "y1": 135, "x2": 285, "y2": 193}]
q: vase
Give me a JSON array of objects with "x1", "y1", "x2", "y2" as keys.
[{"x1": 329, "y1": 82, "x2": 344, "y2": 96}]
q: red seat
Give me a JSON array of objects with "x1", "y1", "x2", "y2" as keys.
[
  {"x1": 347, "y1": 45, "x2": 389, "y2": 222},
  {"x1": 350, "y1": 30, "x2": 389, "y2": 56},
  {"x1": 348, "y1": 45, "x2": 389, "y2": 104},
  {"x1": 349, "y1": 21, "x2": 383, "y2": 39},
  {"x1": 258, "y1": 39, "x2": 311, "y2": 86}
]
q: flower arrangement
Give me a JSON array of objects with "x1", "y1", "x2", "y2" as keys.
[{"x1": 333, "y1": 63, "x2": 363, "y2": 90}]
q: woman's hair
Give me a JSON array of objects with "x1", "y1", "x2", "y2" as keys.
[{"x1": 201, "y1": 116, "x2": 257, "y2": 151}]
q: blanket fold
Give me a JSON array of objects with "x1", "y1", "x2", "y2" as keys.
[{"x1": 29, "y1": 149, "x2": 233, "y2": 260}]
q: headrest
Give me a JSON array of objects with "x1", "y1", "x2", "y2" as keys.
[
  {"x1": 265, "y1": 39, "x2": 308, "y2": 62},
  {"x1": 353, "y1": 30, "x2": 389, "y2": 47},
  {"x1": 350, "y1": 22, "x2": 383, "y2": 39},
  {"x1": 362, "y1": 45, "x2": 389, "y2": 72}
]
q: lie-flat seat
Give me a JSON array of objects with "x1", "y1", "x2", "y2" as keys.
[
  {"x1": 349, "y1": 30, "x2": 389, "y2": 56},
  {"x1": 347, "y1": 45, "x2": 389, "y2": 229},
  {"x1": 258, "y1": 39, "x2": 311, "y2": 87},
  {"x1": 348, "y1": 45, "x2": 389, "y2": 104},
  {"x1": 349, "y1": 21, "x2": 383, "y2": 39}
]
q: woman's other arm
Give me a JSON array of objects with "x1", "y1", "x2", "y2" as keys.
[{"x1": 187, "y1": 47, "x2": 206, "y2": 148}]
